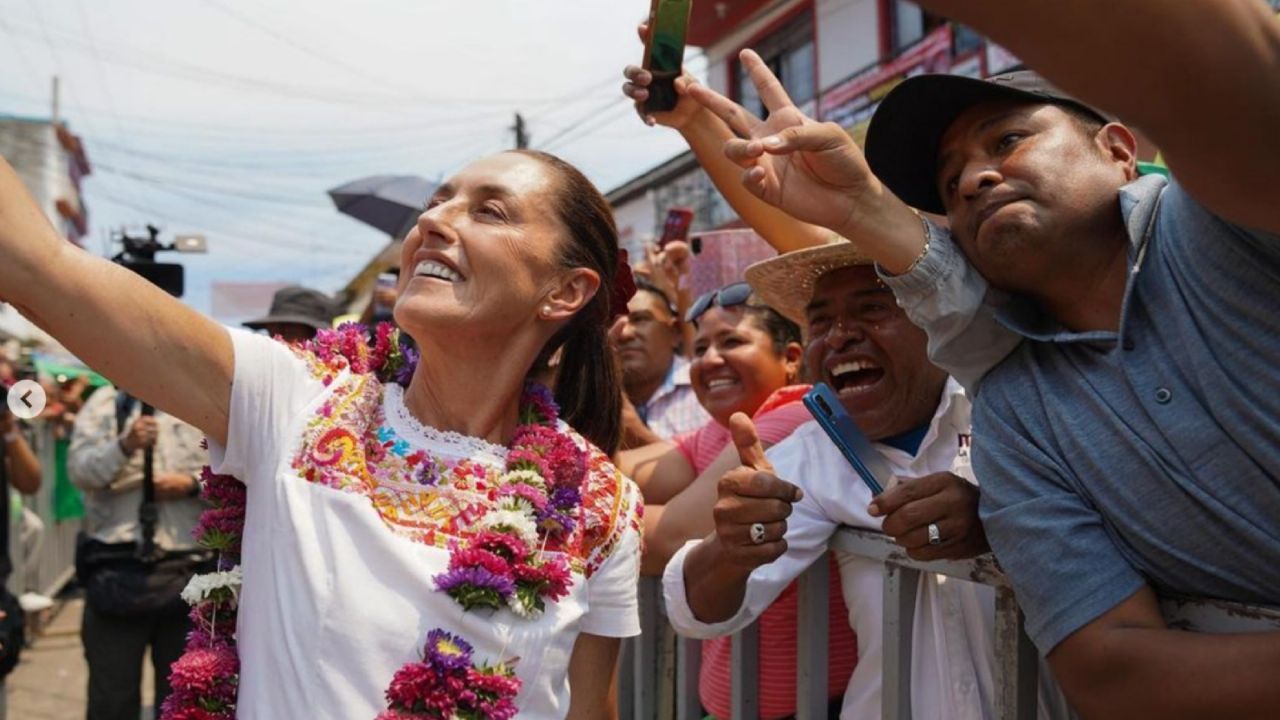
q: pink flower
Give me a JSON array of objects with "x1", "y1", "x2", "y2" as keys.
[
  {"x1": 515, "y1": 557, "x2": 573, "y2": 603},
  {"x1": 447, "y1": 547, "x2": 514, "y2": 577},
  {"x1": 384, "y1": 661, "x2": 461, "y2": 714},
  {"x1": 200, "y1": 471, "x2": 246, "y2": 509},
  {"x1": 470, "y1": 531, "x2": 531, "y2": 564},
  {"x1": 510, "y1": 425, "x2": 586, "y2": 490},
  {"x1": 168, "y1": 645, "x2": 239, "y2": 706}
]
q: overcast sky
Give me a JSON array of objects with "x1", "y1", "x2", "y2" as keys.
[{"x1": 0, "y1": 0, "x2": 702, "y2": 318}]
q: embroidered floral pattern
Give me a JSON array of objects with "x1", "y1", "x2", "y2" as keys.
[{"x1": 164, "y1": 323, "x2": 640, "y2": 720}]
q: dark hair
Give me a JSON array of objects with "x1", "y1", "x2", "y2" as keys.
[
  {"x1": 743, "y1": 305, "x2": 802, "y2": 355},
  {"x1": 698, "y1": 303, "x2": 800, "y2": 356},
  {"x1": 513, "y1": 149, "x2": 624, "y2": 455},
  {"x1": 633, "y1": 276, "x2": 676, "y2": 318}
]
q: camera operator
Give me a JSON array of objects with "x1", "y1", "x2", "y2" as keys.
[{"x1": 68, "y1": 384, "x2": 209, "y2": 720}]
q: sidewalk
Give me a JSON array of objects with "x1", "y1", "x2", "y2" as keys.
[{"x1": 6, "y1": 597, "x2": 156, "y2": 720}]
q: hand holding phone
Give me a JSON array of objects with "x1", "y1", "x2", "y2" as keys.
[
  {"x1": 803, "y1": 383, "x2": 895, "y2": 496},
  {"x1": 641, "y1": 0, "x2": 693, "y2": 114}
]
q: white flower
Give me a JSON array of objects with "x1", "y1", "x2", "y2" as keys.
[
  {"x1": 496, "y1": 496, "x2": 536, "y2": 516},
  {"x1": 181, "y1": 566, "x2": 244, "y2": 607},
  {"x1": 479, "y1": 509, "x2": 539, "y2": 545},
  {"x1": 507, "y1": 595, "x2": 535, "y2": 619},
  {"x1": 499, "y1": 469, "x2": 546, "y2": 490}
]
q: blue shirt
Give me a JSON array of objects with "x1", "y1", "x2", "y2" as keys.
[{"x1": 883, "y1": 175, "x2": 1280, "y2": 652}]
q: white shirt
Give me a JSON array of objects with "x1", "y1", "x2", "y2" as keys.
[
  {"x1": 663, "y1": 379, "x2": 1071, "y2": 719},
  {"x1": 210, "y1": 329, "x2": 642, "y2": 719}
]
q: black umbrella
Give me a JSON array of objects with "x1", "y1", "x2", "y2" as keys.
[{"x1": 328, "y1": 174, "x2": 436, "y2": 238}]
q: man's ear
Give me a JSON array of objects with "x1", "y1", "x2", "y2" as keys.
[
  {"x1": 541, "y1": 268, "x2": 601, "y2": 322},
  {"x1": 1098, "y1": 122, "x2": 1139, "y2": 181}
]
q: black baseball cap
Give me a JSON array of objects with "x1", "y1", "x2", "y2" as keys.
[{"x1": 865, "y1": 71, "x2": 1110, "y2": 215}]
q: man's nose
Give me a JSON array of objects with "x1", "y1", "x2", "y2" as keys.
[
  {"x1": 824, "y1": 315, "x2": 867, "y2": 350},
  {"x1": 958, "y1": 160, "x2": 1002, "y2": 200}
]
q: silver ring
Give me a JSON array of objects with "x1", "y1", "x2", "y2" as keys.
[
  {"x1": 749, "y1": 522, "x2": 767, "y2": 545},
  {"x1": 927, "y1": 522, "x2": 942, "y2": 546}
]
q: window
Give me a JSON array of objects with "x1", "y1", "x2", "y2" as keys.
[
  {"x1": 890, "y1": 1, "x2": 946, "y2": 54},
  {"x1": 734, "y1": 9, "x2": 815, "y2": 117}
]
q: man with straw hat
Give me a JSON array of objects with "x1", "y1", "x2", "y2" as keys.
[{"x1": 663, "y1": 240, "x2": 1069, "y2": 719}]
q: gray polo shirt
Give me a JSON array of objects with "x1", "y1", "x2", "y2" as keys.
[{"x1": 883, "y1": 175, "x2": 1280, "y2": 652}]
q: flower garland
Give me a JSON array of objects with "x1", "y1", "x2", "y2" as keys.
[
  {"x1": 432, "y1": 381, "x2": 585, "y2": 618},
  {"x1": 163, "y1": 323, "x2": 591, "y2": 719},
  {"x1": 375, "y1": 629, "x2": 519, "y2": 720}
]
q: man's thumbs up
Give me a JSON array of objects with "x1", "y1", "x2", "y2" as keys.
[
  {"x1": 729, "y1": 412, "x2": 773, "y2": 472},
  {"x1": 710, "y1": 413, "x2": 804, "y2": 568}
]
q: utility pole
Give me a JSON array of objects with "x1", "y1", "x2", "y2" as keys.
[
  {"x1": 512, "y1": 112, "x2": 529, "y2": 149},
  {"x1": 51, "y1": 75, "x2": 60, "y2": 125}
]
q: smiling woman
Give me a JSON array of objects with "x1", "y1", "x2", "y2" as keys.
[{"x1": 0, "y1": 150, "x2": 642, "y2": 719}]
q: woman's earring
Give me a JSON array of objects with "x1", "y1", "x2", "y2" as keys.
[{"x1": 540, "y1": 304, "x2": 553, "y2": 318}]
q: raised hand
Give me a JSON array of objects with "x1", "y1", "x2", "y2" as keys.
[
  {"x1": 685, "y1": 49, "x2": 895, "y2": 243},
  {"x1": 709, "y1": 413, "x2": 804, "y2": 569},
  {"x1": 868, "y1": 471, "x2": 989, "y2": 561},
  {"x1": 623, "y1": 24, "x2": 706, "y2": 130}
]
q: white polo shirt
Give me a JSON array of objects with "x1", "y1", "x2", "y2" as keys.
[{"x1": 663, "y1": 379, "x2": 1070, "y2": 720}]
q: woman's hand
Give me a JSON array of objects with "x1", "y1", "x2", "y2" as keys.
[
  {"x1": 0, "y1": 157, "x2": 233, "y2": 445},
  {"x1": 622, "y1": 24, "x2": 707, "y2": 131}
]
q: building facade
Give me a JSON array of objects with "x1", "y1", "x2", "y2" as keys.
[
  {"x1": 0, "y1": 115, "x2": 91, "y2": 341},
  {"x1": 609, "y1": 0, "x2": 1023, "y2": 255}
]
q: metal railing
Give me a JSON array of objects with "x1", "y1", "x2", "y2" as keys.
[
  {"x1": 620, "y1": 527, "x2": 1280, "y2": 720},
  {"x1": 5, "y1": 421, "x2": 81, "y2": 599}
]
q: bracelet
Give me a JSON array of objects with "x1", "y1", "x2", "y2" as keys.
[{"x1": 901, "y1": 208, "x2": 932, "y2": 275}]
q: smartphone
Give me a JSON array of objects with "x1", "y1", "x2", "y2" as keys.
[
  {"x1": 802, "y1": 383, "x2": 895, "y2": 496},
  {"x1": 641, "y1": 0, "x2": 693, "y2": 113},
  {"x1": 659, "y1": 207, "x2": 694, "y2": 248}
]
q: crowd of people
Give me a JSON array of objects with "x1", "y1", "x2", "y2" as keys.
[{"x1": 0, "y1": 0, "x2": 1275, "y2": 718}]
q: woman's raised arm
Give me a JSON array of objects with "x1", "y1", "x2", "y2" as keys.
[{"x1": 0, "y1": 158, "x2": 233, "y2": 445}]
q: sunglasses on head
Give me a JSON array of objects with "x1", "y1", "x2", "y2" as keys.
[{"x1": 686, "y1": 282, "x2": 754, "y2": 323}]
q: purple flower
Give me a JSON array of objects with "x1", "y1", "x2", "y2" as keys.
[
  {"x1": 549, "y1": 486, "x2": 581, "y2": 511},
  {"x1": 433, "y1": 566, "x2": 515, "y2": 611},
  {"x1": 395, "y1": 337, "x2": 420, "y2": 388},
  {"x1": 424, "y1": 628, "x2": 474, "y2": 673},
  {"x1": 520, "y1": 382, "x2": 559, "y2": 425},
  {"x1": 536, "y1": 505, "x2": 576, "y2": 536}
]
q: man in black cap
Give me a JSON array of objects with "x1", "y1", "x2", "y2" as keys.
[
  {"x1": 679, "y1": 1, "x2": 1280, "y2": 717},
  {"x1": 243, "y1": 285, "x2": 334, "y2": 345}
]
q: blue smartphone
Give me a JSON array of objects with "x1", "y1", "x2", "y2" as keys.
[{"x1": 802, "y1": 383, "x2": 895, "y2": 496}]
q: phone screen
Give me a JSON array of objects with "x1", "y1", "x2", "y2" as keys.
[
  {"x1": 659, "y1": 207, "x2": 694, "y2": 247},
  {"x1": 642, "y1": 0, "x2": 693, "y2": 113}
]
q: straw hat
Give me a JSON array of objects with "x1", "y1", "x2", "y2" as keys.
[{"x1": 744, "y1": 240, "x2": 874, "y2": 326}]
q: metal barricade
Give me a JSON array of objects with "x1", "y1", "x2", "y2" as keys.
[
  {"x1": 6, "y1": 420, "x2": 82, "y2": 598},
  {"x1": 621, "y1": 526, "x2": 1280, "y2": 720}
]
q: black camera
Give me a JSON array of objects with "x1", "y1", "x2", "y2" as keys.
[{"x1": 110, "y1": 225, "x2": 206, "y2": 298}]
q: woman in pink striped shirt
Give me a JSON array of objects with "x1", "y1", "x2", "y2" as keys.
[{"x1": 618, "y1": 283, "x2": 856, "y2": 719}]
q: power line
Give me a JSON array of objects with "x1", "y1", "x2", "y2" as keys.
[
  {"x1": 73, "y1": 0, "x2": 126, "y2": 140},
  {"x1": 0, "y1": 15, "x2": 598, "y2": 109},
  {"x1": 198, "y1": 0, "x2": 417, "y2": 95}
]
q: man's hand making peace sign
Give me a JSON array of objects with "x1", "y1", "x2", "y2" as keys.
[{"x1": 685, "y1": 49, "x2": 929, "y2": 274}]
